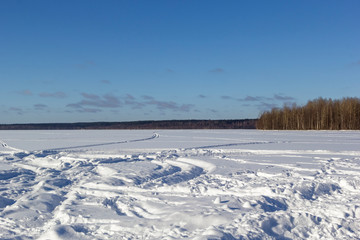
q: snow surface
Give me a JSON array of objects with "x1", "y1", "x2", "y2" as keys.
[{"x1": 0, "y1": 130, "x2": 360, "y2": 239}]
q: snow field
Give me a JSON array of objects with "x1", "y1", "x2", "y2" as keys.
[{"x1": 0, "y1": 130, "x2": 359, "y2": 239}]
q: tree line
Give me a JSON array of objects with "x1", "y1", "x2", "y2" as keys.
[
  {"x1": 256, "y1": 97, "x2": 360, "y2": 130},
  {"x1": 0, "y1": 119, "x2": 257, "y2": 130}
]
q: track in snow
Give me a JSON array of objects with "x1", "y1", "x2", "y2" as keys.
[
  {"x1": 1, "y1": 130, "x2": 360, "y2": 239},
  {"x1": 42, "y1": 133, "x2": 160, "y2": 151}
]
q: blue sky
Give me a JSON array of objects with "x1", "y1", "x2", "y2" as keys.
[{"x1": 1, "y1": 0, "x2": 359, "y2": 124}]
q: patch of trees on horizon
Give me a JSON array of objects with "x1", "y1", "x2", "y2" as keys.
[
  {"x1": 0, "y1": 119, "x2": 257, "y2": 130},
  {"x1": 257, "y1": 97, "x2": 360, "y2": 130}
]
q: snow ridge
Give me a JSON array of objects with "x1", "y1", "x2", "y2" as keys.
[{"x1": 0, "y1": 130, "x2": 360, "y2": 239}]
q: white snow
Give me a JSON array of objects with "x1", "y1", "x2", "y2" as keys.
[{"x1": 0, "y1": 129, "x2": 360, "y2": 239}]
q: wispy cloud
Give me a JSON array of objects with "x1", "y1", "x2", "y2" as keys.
[
  {"x1": 18, "y1": 90, "x2": 33, "y2": 96},
  {"x1": 219, "y1": 93, "x2": 296, "y2": 112},
  {"x1": 221, "y1": 95, "x2": 233, "y2": 100},
  {"x1": 252, "y1": 94, "x2": 296, "y2": 111},
  {"x1": 77, "y1": 108, "x2": 102, "y2": 113},
  {"x1": 34, "y1": 104, "x2": 48, "y2": 110},
  {"x1": 239, "y1": 96, "x2": 268, "y2": 102},
  {"x1": 237, "y1": 94, "x2": 295, "y2": 103},
  {"x1": 198, "y1": 94, "x2": 207, "y2": 99},
  {"x1": 144, "y1": 98, "x2": 194, "y2": 112},
  {"x1": 124, "y1": 94, "x2": 145, "y2": 109},
  {"x1": 125, "y1": 94, "x2": 135, "y2": 100},
  {"x1": 125, "y1": 94, "x2": 195, "y2": 112},
  {"x1": 349, "y1": 60, "x2": 360, "y2": 67},
  {"x1": 101, "y1": 80, "x2": 111, "y2": 84},
  {"x1": 67, "y1": 93, "x2": 196, "y2": 114},
  {"x1": 142, "y1": 95, "x2": 154, "y2": 100},
  {"x1": 9, "y1": 107, "x2": 24, "y2": 115},
  {"x1": 222, "y1": 95, "x2": 266, "y2": 102},
  {"x1": 39, "y1": 92, "x2": 67, "y2": 98},
  {"x1": 75, "y1": 60, "x2": 96, "y2": 69},
  {"x1": 67, "y1": 93, "x2": 122, "y2": 110},
  {"x1": 257, "y1": 102, "x2": 279, "y2": 111},
  {"x1": 273, "y1": 94, "x2": 295, "y2": 101},
  {"x1": 209, "y1": 68, "x2": 224, "y2": 73}
]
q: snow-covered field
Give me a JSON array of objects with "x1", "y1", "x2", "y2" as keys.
[{"x1": 0, "y1": 130, "x2": 359, "y2": 239}]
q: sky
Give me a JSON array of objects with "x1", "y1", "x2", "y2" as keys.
[{"x1": 0, "y1": 0, "x2": 359, "y2": 124}]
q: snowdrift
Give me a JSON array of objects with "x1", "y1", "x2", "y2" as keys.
[{"x1": 0, "y1": 130, "x2": 359, "y2": 239}]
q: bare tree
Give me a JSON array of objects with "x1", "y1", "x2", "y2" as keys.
[{"x1": 257, "y1": 97, "x2": 360, "y2": 130}]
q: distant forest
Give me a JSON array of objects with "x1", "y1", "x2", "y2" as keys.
[
  {"x1": 0, "y1": 119, "x2": 257, "y2": 130},
  {"x1": 257, "y1": 97, "x2": 360, "y2": 130}
]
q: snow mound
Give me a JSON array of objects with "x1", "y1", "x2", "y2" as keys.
[{"x1": 1, "y1": 130, "x2": 360, "y2": 239}]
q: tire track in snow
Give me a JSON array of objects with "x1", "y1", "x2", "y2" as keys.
[
  {"x1": 184, "y1": 140, "x2": 277, "y2": 150},
  {"x1": 3, "y1": 133, "x2": 164, "y2": 237},
  {"x1": 0, "y1": 139, "x2": 25, "y2": 152},
  {"x1": 42, "y1": 133, "x2": 160, "y2": 151},
  {"x1": 0, "y1": 133, "x2": 161, "y2": 238},
  {"x1": 3, "y1": 131, "x2": 359, "y2": 239},
  {"x1": 2, "y1": 132, "x2": 160, "y2": 159}
]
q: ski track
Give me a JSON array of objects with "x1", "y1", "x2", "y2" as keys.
[{"x1": 0, "y1": 130, "x2": 360, "y2": 239}]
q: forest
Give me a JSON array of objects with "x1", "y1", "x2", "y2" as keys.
[
  {"x1": 256, "y1": 97, "x2": 360, "y2": 130},
  {"x1": 0, "y1": 119, "x2": 257, "y2": 130}
]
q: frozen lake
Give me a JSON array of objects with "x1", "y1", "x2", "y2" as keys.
[{"x1": 1, "y1": 130, "x2": 360, "y2": 239}]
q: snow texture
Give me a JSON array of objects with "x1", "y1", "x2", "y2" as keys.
[{"x1": 0, "y1": 130, "x2": 360, "y2": 239}]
